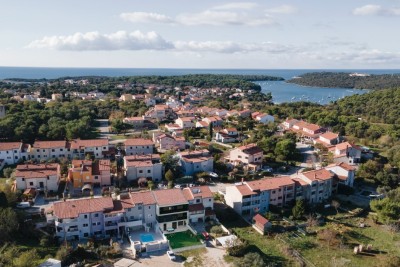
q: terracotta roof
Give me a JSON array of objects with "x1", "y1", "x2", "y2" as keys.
[
  {"x1": 0, "y1": 142, "x2": 21, "y2": 151},
  {"x1": 319, "y1": 132, "x2": 339, "y2": 140},
  {"x1": 32, "y1": 140, "x2": 67, "y2": 149},
  {"x1": 247, "y1": 176, "x2": 295, "y2": 191},
  {"x1": 152, "y1": 189, "x2": 187, "y2": 206},
  {"x1": 182, "y1": 186, "x2": 213, "y2": 200},
  {"x1": 196, "y1": 121, "x2": 209, "y2": 127},
  {"x1": 301, "y1": 169, "x2": 334, "y2": 182},
  {"x1": 236, "y1": 184, "x2": 257, "y2": 196},
  {"x1": 124, "y1": 138, "x2": 154, "y2": 146},
  {"x1": 15, "y1": 163, "x2": 59, "y2": 179},
  {"x1": 335, "y1": 142, "x2": 361, "y2": 151},
  {"x1": 291, "y1": 178, "x2": 309, "y2": 186},
  {"x1": 237, "y1": 143, "x2": 263, "y2": 155},
  {"x1": 327, "y1": 162, "x2": 356, "y2": 171},
  {"x1": 303, "y1": 123, "x2": 322, "y2": 132},
  {"x1": 54, "y1": 197, "x2": 114, "y2": 219},
  {"x1": 70, "y1": 139, "x2": 108, "y2": 149},
  {"x1": 253, "y1": 214, "x2": 269, "y2": 225},
  {"x1": 124, "y1": 154, "x2": 160, "y2": 167},
  {"x1": 178, "y1": 117, "x2": 195, "y2": 122},
  {"x1": 130, "y1": 191, "x2": 156, "y2": 205},
  {"x1": 180, "y1": 150, "x2": 212, "y2": 163},
  {"x1": 92, "y1": 160, "x2": 111, "y2": 175},
  {"x1": 189, "y1": 203, "x2": 205, "y2": 212},
  {"x1": 225, "y1": 128, "x2": 238, "y2": 132}
]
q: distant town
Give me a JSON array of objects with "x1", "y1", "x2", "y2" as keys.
[{"x1": 0, "y1": 74, "x2": 400, "y2": 267}]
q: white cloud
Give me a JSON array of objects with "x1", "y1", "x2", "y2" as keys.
[
  {"x1": 176, "y1": 10, "x2": 276, "y2": 26},
  {"x1": 120, "y1": 12, "x2": 175, "y2": 24},
  {"x1": 265, "y1": 5, "x2": 297, "y2": 14},
  {"x1": 212, "y1": 2, "x2": 258, "y2": 10},
  {"x1": 353, "y1": 4, "x2": 400, "y2": 16},
  {"x1": 27, "y1": 30, "x2": 174, "y2": 51}
]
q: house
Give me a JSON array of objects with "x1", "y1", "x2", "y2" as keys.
[
  {"x1": 153, "y1": 133, "x2": 185, "y2": 151},
  {"x1": 330, "y1": 142, "x2": 362, "y2": 164},
  {"x1": 0, "y1": 142, "x2": 28, "y2": 165},
  {"x1": 292, "y1": 121, "x2": 325, "y2": 140},
  {"x1": 252, "y1": 214, "x2": 272, "y2": 235},
  {"x1": 178, "y1": 150, "x2": 214, "y2": 176},
  {"x1": 68, "y1": 160, "x2": 111, "y2": 189},
  {"x1": 282, "y1": 119, "x2": 299, "y2": 130},
  {"x1": 124, "y1": 138, "x2": 154, "y2": 156},
  {"x1": 315, "y1": 132, "x2": 340, "y2": 146},
  {"x1": 119, "y1": 94, "x2": 133, "y2": 101},
  {"x1": 237, "y1": 109, "x2": 252, "y2": 118},
  {"x1": 225, "y1": 143, "x2": 263, "y2": 171},
  {"x1": 124, "y1": 154, "x2": 163, "y2": 182},
  {"x1": 215, "y1": 128, "x2": 239, "y2": 143},
  {"x1": 252, "y1": 112, "x2": 275, "y2": 124},
  {"x1": 326, "y1": 162, "x2": 356, "y2": 187},
  {"x1": 144, "y1": 104, "x2": 176, "y2": 121},
  {"x1": 51, "y1": 94, "x2": 63, "y2": 101},
  {"x1": 201, "y1": 116, "x2": 223, "y2": 127},
  {"x1": 15, "y1": 163, "x2": 60, "y2": 192},
  {"x1": 29, "y1": 140, "x2": 70, "y2": 160},
  {"x1": 69, "y1": 139, "x2": 110, "y2": 159},
  {"x1": 298, "y1": 169, "x2": 335, "y2": 203},
  {"x1": 175, "y1": 117, "x2": 195, "y2": 129},
  {"x1": 182, "y1": 186, "x2": 215, "y2": 222}
]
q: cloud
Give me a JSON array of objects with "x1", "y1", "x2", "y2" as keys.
[
  {"x1": 176, "y1": 10, "x2": 276, "y2": 26},
  {"x1": 212, "y1": 2, "x2": 258, "y2": 10},
  {"x1": 27, "y1": 30, "x2": 174, "y2": 51},
  {"x1": 265, "y1": 5, "x2": 297, "y2": 14},
  {"x1": 353, "y1": 4, "x2": 400, "y2": 16},
  {"x1": 120, "y1": 12, "x2": 174, "y2": 24}
]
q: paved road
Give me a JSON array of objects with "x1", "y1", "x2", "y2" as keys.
[
  {"x1": 95, "y1": 119, "x2": 110, "y2": 139},
  {"x1": 296, "y1": 142, "x2": 318, "y2": 168}
]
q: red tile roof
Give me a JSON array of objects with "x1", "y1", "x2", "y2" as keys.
[
  {"x1": 319, "y1": 132, "x2": 339, "y2": 140},
  {"x1": 15, "y1": 164, "x2": 59, "y2": 179},
  {"x1": 182, "y1": 186, "x2": 213, "y2": 200},
  {"x1": 188, "y1": 203, "x2": 205, "y2": 212},
  {"x1": 253, "y1": 214, "x2": 269, "y2": 226},
  {"x1": 301, "y1": 169, "x2": 334, "y2": 182},
  {"x1": 130, "y1": 191, "x2": 156, "y2": 205},
  {"x1": 32, "y1": 140, "x2": 67, "y2": 149},
  {"x1": 335, "y1": 142, "x2": 361, "y2": 151},
  {"x1": 0, "y1": 142, "x2": 21, "y2": 151},
  {"x1": 53, "y1": 197, "x2": 114, "y2": 219},
  {"x1": 152, "y1": 189, "x2": 187, "y2": 206},
  {"x1": 124, "y1": 138, "x2": 154, "y2": 146},
  {"x1": 70, "y1": 139, "x2": 108, "y2": 149},
  {"x1": 247, "y1": 176, "x2": 295, "y2": 191},
  {"x1": 236, "y1": 184, "x2": 257, "y2": 196},
  {"x1": 237, "y1": 143, "x2": 263, "y2": 155}
]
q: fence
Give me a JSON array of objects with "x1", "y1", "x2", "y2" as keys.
[{"x1": 275, "y1": 235, "x2": 316, "y2": 267}]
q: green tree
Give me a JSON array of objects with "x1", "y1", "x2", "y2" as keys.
[
  {"x1": 0, "y1": 207, "x2": 19, "y2": 243},
  {"x1": 292, "y1": 199, "x2": 305, "y2": 219},
  {"x1": 160, "y1": 150, "x2": 179, "y2": 174},
  {"x1": 2, "y1": 167, "x2": 14, "y2": 179},
  {"x1": 275, "y1": 138, "x2": 298, "y2": 164},
  {"x1": 165, "y1": 170, "x2": 174, "y2": 182},
  {"x1": 235, "y1": 252, "x2": 265, "y2": 267},
  {"x1": 14, "y1": 249, "x2": 40, "y2": 267}
]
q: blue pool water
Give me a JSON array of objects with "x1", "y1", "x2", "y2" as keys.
[{"x1": 140, "y1": 233, "x2": 155, "y2": 243}]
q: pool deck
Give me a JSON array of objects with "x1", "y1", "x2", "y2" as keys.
[{"x1": 130, "y1": 230, "x2": 164, "y2": 244}]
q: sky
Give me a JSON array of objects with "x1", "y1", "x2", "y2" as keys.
[{"x1": 1, "y1": 0, "x2": 400, "y2": 69}]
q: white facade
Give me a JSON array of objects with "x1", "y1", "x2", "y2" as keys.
[{"x1": 0, "y1": 142, "x2": 26, "y2": 165}]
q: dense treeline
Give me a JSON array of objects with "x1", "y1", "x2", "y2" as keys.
[
  {"x1": 287, "y1": 72, "x2": 400, "y2": 90},
  {"x1": 0, "y1": 99, "x2": 147, "y2": 143}
]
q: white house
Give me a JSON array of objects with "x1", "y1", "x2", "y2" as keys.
[
  {"x1": 15, "y1": 163, "x2": 60, "y2": 192},
  {"x1": 215, "y1": 128, "x2": 239, "y2": 143},
  {"x1": 0, "y1": 142, "x2": 28, "y2": 165},
  {"x1": 178, "y1": 150, "x2": 214, "y2": 176},
  {"x1": 124, "y1": 138, "x2": 155, "y2": 156},
  {"x1": 326, "y1": 162, "x2": 356, "y2": 187},
  {"x1": 29, "y1": 140, "x2": 70, "y2": 160},
  {"x1": 175, "y1": 117, "x2": 196, "y2": 129},
  {"x1": 69, "y1": 139, "x2": 110, "y2": 159},
  {"x1": 225, "y1": 143, "x2": 263, "y2": 171},
  {"x1": 124, "y1": 154, "x2": 163, "y2": 182},
  {"x1": 252, "y1": 112, "x2": 275, "y2": 124},
  {"x1": 182, "y1": 186, "x2": 215, "y2": 222},
  {"x1": 330, "y1": 142, "x2": 362, "y2": 164}
]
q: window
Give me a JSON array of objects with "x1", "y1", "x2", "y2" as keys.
[
  {"x1": 139, "y1": 170, "x2": 143, "y2": 173},
  {"x1": 43, "y1": 149, "x2": 45, "y2": 152},
  {"x1": 84, "y1": 233, "x2": 89, "y2": 237},
  {"x1": 148, "y1": 206, "x2": 151, "y2": 209},
  {"x1": 22, "y1": 178, "x2": 25, "y2": 181},
  {"x1": 94, "y1": 176, "x2": 98, "y2": 180},
  {"x1": 147, "y1": 170, "x2": 151, "y2": 173},
  {"x1": 95, "y1": 214, "x2": 99, "y2": 217},
  {"x1": 29, "y1": 182, "x2": 34, "y2": 186},
  {"x1": 52, "y1": 149, "x2": 55, "y2": 152},
  {"x1": 138, "y1": 206, "x2": 142, "y2": 210},
  {"x1": 97, "y1": 222, "x2": 101, "y2": 225},
  {"x1": 96, "y1": 147, "x2": 98, "y2": 150},
  {"x1": 36, "y1": 149, "x2": 39, "y2": 152},
  {"x1": 84, "y1": 215, "x2": 88, "y2": 219},
  {"x1": 238, "y1": 155, "x2": 242, "y2": 158},
  {"x1": 92, "y1": 223, "x2": 96, "y2": 226},
  {"x1": 196, "y1": 199, "x2": 201, "y2": 203},
  {"x1": 83, "y1": 224, "x2": 88, "y2": 227},
  {"x1": 60, "y1": 149, "x2": 63, "y2": 152},
  {"x1": 127, "y1": 208, "x2": 131, "y2": 212},
  {"x1": 103, "y1": 147, "x2": 106, "y2": 149}
]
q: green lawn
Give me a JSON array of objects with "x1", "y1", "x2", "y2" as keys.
[{"x1": 165, "y1": 231, "x2": 202, "y2": 249}]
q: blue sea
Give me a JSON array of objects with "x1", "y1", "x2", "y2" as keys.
[{"x1": 1, "y1": 67, "x2": 399, "y2": 104}]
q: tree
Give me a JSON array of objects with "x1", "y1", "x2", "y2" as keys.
[
  {"x1": 0, "y1": 184, "x2": 18, "y2": 207},
  {"x1": 14, "y1": 249, "x2": 40, "y2": 267},
  {"x1": 165, "y1": 169, "x2": 174, "y2": 182},
  {"x1": 2, "y1": 167, "x2": 14, "y2": 179},
  {"x1": 225, "y1": 237, "x2": 248, "y2": 257},
  {"x1": 208, "y1": 123, "x2": 213, "y2": 141},
  {"x1": 292, "y1": 199, "x2": 305, "y2": 219},
  {"x1": 318, "y1": 228, "x2": 338, "y2": 250},
  {"x1": 0, "y1": 207, "x2": 19, "y2": 243},
  {"x1": 235, "y1": 252, "x2": 265, "y2": 267},
  {"x1": 331, "y1": 200, "x2": 340, "y2": 215},
  {"x1": 160, "y1": 150, "x2": 180, "y2": 174},
  {"x1": 210, "y1": 225, "x2": 224, "y2": 236},
  {"x1": 275, "y1": 138, "x2": 298, "y2": 164},
  {"x1": 147, "y1": 180, "x2": 155, "y2": 190}
]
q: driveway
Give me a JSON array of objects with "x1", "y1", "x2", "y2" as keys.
[
  {"x1": 205, "y1": 244, "x2": 231, "y2": 267},
  {"x1": 95, "y1": 119, "x2": 110, "y2": 139}
]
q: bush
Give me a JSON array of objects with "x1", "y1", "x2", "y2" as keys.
[{"x1": 210, "y1": 225, "x2": 224, "y2": 236}]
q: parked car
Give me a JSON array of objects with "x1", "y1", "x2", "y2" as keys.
[
  {"x1": 174, "y1": 185, "x2": 181, "y2": 189},
  {"x1": 207, "y1": 171, "x2": 218, "y2": 178},
  {"x1": 16, "y1": 202, "x2": 31, "y2": 209},
  {"x1": 167, "y1": 250, "x2": 176, "y2": 261}
]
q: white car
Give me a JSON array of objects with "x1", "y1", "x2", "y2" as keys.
[
  {"x1": 174, "y1": 185, "x2": 181, "y2": 189},
  {"x1": 207, "y1": 172, "x2": 218, "y2": 178},
  {"x1": 167, "y1": 250, "x2": 176, "y2": 261},
  {"x1": 16, "y1": 202, "x2": 31, "y2": 209}
]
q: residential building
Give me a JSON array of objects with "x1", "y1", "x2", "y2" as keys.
[
  {"x1": 153, "y1": 133, "x2": 185, "y2": 151},
  {"x1": 282, "y1": 118, "x2": 299, "y2": 130},
  {"x1": 119, "y1": 94, "x2": 133, "y2": 101},
  {"x1": 51, "y1": 94, "x2": 63, "y2": 101},
  {"x1": 175, "y1": 117, "x2": 195, "y2": 129},
  {"x1": 225, "y1": 143, "x2": 263, "y2": 171},
  {"x1": 178, "y1": 150, "x2": 214, "y2": 176},
  {"x1": 315, "y1": 132, "x2": 340, "y2": 146},
  {"x1": 326, "y1": 162, "x2": 356, "y2": 187},
  {"x1": 252, "y1": 214, "x2": 272, "y2": 235},
  {"x1": 144, "y1": 104, "x2": 176, "y2": 121},
  {"x1": 69, "y1": 139, "x2": 110, "y2": 159},
  {"x1": 200, "y1": 116, "x2": 223, "y2": 127},
  {"x1": 252, "y1": 112, "x2": 275, "y2": 124},
  {"x1": 0, "y1": 142, "x2": 28, "y2": 165},
  {"x1": 183, "y1": 186, "x2": 215, "y2": 223},
  {"x1": 124, "y1": 154, "x2": 163, "y2": 182},
  {"x1": 15, "y1": 163, "x2": 60, "y2": 192},
  {"x1": 215, "y1": 128, "x2": 239, "y2": 143},
  {"x1": 123, "y1": 117, "x2": 145, "y2": 129},
  {"x1": 298, "y1": 169, "x2": 335, "y2": 203},
  {"x1": 68, "y1": 160, "x2": 111, "y2": 188},
  {"x1": 330, "y1": 142, "x2": 362, "y2": 164},
  {"x1": 124, "y1": 138, "x2": 154, "y2": 156},
  {"x1": 29, "y1": 140, "x2": 70, "y2": 160}
]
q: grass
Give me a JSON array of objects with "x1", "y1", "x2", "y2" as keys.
[
  {"x1": 165, "y1": 231, "x2": 202, "y2": 249},
  {"x1": 178, "y1": 248, "x2": 207, "y2": 267}
]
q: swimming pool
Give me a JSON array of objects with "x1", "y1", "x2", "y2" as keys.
[{"x1": 140, "y1": 233, "x2": 155, "y2": 243}]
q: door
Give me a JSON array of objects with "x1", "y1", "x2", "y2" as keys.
[
  {"x1": 163, "y1": 223, "x2": 166, "y2": 231},
  {"x1": 39, "y1": 182, "x2": 44, "y2": 188},
  {"x1": 172, "y1": 222, "x2": 177, "y2": 229}
]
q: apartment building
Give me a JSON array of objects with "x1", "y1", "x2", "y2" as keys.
[
  {"x1": 29, "y1": 140, "x2": 70, "y2": 160},
  {"x1": 0, "y1": 142, "x2": 28, "y2": 165},
  {"x1": 153, "y1": 133, "x2": 185, "y2": 151},
  {"x1": 69, "y1": 139, "x2": 110, "y2": 159},
  {"x1": 124, "y1": 138, "x2": 155, "y2": 156},
  {"x1": 175, "y1": 117, "x2": 196, "y2": 129},
  {"x1": 330, "y1": 142, "x2": 362, "y2": 164},
  {"x1": 178, "y1": 150, "x2": 214, "y2": 176},
  {"x1": 298, "y1": 169, "x2": 335, "y2": 203},
  {"x1": 215, "y1": 128, "x2": 239, "y2": 143},
  {"x1": 326, "y1": 162, "x2": 356, "y2": 187},
  {"x1": 124, "y1": 154, "x2": 163, "y2": 182},
  {"x1": 183, "y1": 186, "x2": 215, "y2": 223},
  {"x1": 316, "y1": 132, "x2": 340, "y2": 146},
  {"x1": 15, "y1": 163, "x2": 60, "y2": 192},
  {"x1": 225, "y1": 143, "x2": 263, "y2": 171},
  {"x1": 68, "y1": 160, "x2": 111, "y2": 189}
]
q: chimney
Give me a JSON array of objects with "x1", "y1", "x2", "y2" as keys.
[
  {"x1": 241, "y1": 178, "x2": 244, "y2": 185},
  {"x1": 314, "y1": 173, "x2": 317, "y2": 180}
]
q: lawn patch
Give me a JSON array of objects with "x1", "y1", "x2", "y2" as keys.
[{"x1": 165, "y1": 231, "x2": 202, "y2": 249}]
